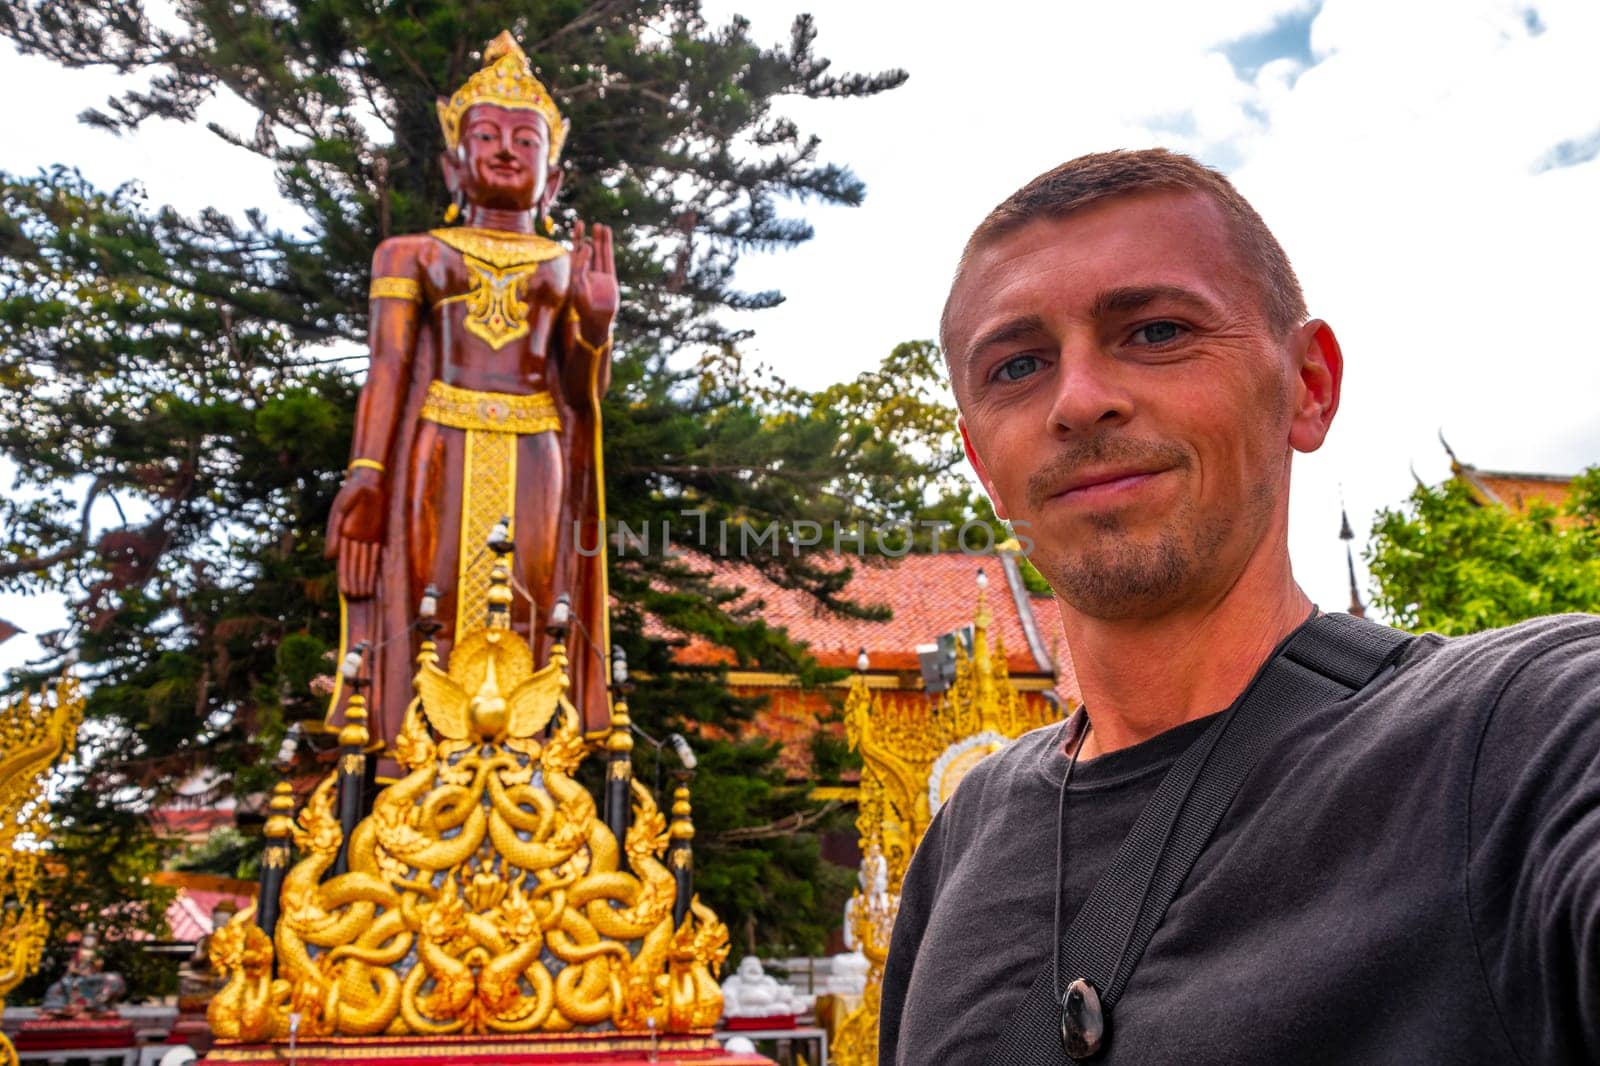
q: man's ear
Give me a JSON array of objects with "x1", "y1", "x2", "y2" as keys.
[
  {"x1": 959, "y1": 415, "x2": 1010, "y2": 521},
  {"x1": 1287, "y1": 319, "x2": 1343, "y2": 454}
]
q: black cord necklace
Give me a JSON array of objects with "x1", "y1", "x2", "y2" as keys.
[
  {"x1": 1051, "y1": 707, "x2": 1108, "y2": 1059},
  {"x1": 1051, "y1": 707, "x2": 1092, "y2": 1001}
]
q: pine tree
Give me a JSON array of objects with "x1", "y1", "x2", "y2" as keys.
[{"x1": 0, "y1": 1, "x2": 984, "y2": 972}]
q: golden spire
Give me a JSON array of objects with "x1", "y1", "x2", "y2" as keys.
[
  {"x1": 437, "y1": 30, "x2": 569, "y2": 162},
  {"x1": 970, "y1": 568, "x2": 998, "y2": 730}
]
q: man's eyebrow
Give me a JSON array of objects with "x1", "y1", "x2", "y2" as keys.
[
  {"x1": 1090, "y1": 285, "x2": 1219, "y2": 318},
  {"x1": 962, "y1": 314, "x2": 1050, "y2": 362}
]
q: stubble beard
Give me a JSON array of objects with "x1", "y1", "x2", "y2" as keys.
[
  {"x1": 1041, "y1": 498, "x2": 1226, "y2": 620},
  {"x1": 1022, "y1": 436, "x2": 1263, "y2": 620}
]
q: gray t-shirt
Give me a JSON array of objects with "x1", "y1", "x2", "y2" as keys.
[{"x1": 879, "y1": 614, "x2": 1600, "y2": 1064}]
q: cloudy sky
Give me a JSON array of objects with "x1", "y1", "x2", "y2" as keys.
[{"x1": 3, "y1": 0, "x2": 1598, "y2": 672}]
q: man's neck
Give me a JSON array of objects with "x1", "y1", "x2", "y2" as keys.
[
  {"x1": 459, "y1": 205, "x2": 538, "y2": 233},
  {"x1": 1061, "y1": 551, "x2": 1312, "y2": 759}
]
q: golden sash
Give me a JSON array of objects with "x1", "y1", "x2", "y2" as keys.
[{"x1": 419, "y1": 381, "x2": 561, "y2": 634}]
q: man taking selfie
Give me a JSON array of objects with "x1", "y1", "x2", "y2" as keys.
[{"x1": 878, "y1": 149, "x2": 1600, "y2": 1065}]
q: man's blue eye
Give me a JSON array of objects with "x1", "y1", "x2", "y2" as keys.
[
  {"x1": 996, "y1": 355, "x2": 1042, "y2": 382},
  {"x1": 1136, "y1": 321, "x2": 1182, "y2": 344}
]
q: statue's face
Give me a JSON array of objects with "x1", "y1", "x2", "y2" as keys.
[{"x1": 452, "y1": 103, "x2": 555, "y2": 211}]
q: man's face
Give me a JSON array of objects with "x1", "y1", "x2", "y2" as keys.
[
  {"x1": 455, "y1": 104, "x2": 551, "y2": 210},
  {"x1": 947, "y1": 190, "x2": 1331, "y2": 620}
]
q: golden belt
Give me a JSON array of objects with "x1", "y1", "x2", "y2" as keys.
[{"x1": 420, "y1": 380, "x2": 560, "y2": 434}]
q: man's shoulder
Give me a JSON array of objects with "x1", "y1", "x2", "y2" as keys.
[
  {"x1": 1365, "y1": 614, "x2": 1600, "y2": 751},
  {"x1": 935, "y1": 718, "x2": 1066, "y2": 829},
  {"x1": 964, "y1": 718, "x2": 1065, "y2": 790},
  {"x1": 1404, "y1": 613, "x2": 1600, "y2": 690}
]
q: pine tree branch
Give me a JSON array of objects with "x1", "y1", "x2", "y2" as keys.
[
  {"x1": 0, "y1": 474, "x2": 110, "y2": 580},
  {"x1": 533, "y1": 0, "x2": 637, "y2": 50},
  {"x1": 711, "y1": 801, "x2": 839, "y2": 842}
]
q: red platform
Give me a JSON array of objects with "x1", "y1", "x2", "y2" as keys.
[
  {"x1": 722, "y1": 1015, "x2": 797, "y2": 1030},
  {"x1": 13, "y1": 1015, "x2": 137, "y2": 1051},
  {"x1": 198, "y1": 1031, "x2": 772, "y2": 1064}
]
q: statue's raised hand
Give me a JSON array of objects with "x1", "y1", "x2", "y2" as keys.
[
  {"x1": 325, "y1": 467, "x2": 383, "y2": 599},
  {"x1": 569, "y1": 220, "x2": 618, "y2": 343}
]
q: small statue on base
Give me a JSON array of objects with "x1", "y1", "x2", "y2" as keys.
[
  {"x1": 719, "y1": 956, "x2": 813, "y2": 1026},
  {"x1": 40, "y1": 929, "x2": 126, "y2": 1019}
]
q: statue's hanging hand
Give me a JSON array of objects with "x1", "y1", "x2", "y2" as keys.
[
  {"x1": 325, "y1": 468, "x2": 384, "y2": 599},
  {"x1": 569, "y1": 220, "x2": 618, "y2": 348}
]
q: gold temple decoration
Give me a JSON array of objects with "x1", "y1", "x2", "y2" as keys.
[
  {"x1": 430, "y1": 229, "x2": 565, "y2": 271},
  {"x1": 455, "y1": 426, "x2": 513, "y2": 639},
  {"x1": 370, "y1": 276, "x2": 423, "y2": 303},
  {"x1": 420, "y1": 382, "x2": 561, "y2": 436},
  {"x1": 430, "y1": 231, "x2": 565, "y2": 351},
  {"x1": 0, "y1": 680, "x2": 85, "y2": 1066},
  {"x1": 831, "y1": 571, "x2": 1064, "y2": 1066},
  {"x1": 436, "y1": 32, "x2": 569, "y2": 163},
  {"x1": 417, "y1": 377, "x2": 560, "y2": 639},
  {"x1": 207, "y1": 567, "x2": 729, "y2": 1044}
]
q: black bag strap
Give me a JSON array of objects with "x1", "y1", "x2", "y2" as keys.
[{"x1": 986, "y1": 612, "x2": 1414, "y2": 1066}]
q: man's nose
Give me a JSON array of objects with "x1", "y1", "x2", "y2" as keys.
[{"x1": 1045, "y1": 343, "x2": 1133, "y2": 436}]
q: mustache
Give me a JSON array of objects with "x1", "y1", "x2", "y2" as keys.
[{"x1": 1025, "y1": 437, "x2": 1191, "y2": 511}]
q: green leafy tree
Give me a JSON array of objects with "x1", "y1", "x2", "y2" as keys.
[
  {"x1": 0, "y1": 1, "x2": 977, "y2": 967},
  {"x1": 1366, "y1": 467, "x2": 1600, "y2": 634}
]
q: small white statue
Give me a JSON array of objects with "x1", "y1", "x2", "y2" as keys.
[
  {"x1": 720, "y1": 955, "x2": 814, "y2": 1019},
  {"x1": 827, "y1": 949, "x2": 870, "y2": 998}
]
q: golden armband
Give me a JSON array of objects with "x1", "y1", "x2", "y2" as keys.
[{"x1": 369, "y1": 276, "x2": 423, "y2": 303}]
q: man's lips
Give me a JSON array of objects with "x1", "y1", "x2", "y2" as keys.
[{"x1": 1046, "y1": 468, "x2": 1169, "y2": 504}]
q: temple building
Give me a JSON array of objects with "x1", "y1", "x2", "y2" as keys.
[
  {"x1": 672, "y1": 549, "x2": 1079, "y2": 784},
  {"x1": 1443, "y1": 441, "x2": 1577, "y2": 514}
]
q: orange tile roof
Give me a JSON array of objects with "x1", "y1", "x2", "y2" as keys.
[
  {"x1": 150, "y1": 872, "x2": 258, "y2": 943},
  {"x1": 663, "y1": 553, "x2": 1070, "y2": 680},
  {"x1": 1470, "y1": 472, "x2": 1573, "y2": 513}
]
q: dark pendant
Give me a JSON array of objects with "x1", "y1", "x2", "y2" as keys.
[{"x1": 1060, "y1": 977, "x2": 1105, "y2": 1060}]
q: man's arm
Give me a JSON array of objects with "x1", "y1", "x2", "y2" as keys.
[{"x1": 1467, "y1": 617, "x2": 1600, "y2": 1062}]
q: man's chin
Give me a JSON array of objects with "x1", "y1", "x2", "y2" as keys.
[{"x1": 1039, "y1": 537, "x2": 1191, "y2": 621}]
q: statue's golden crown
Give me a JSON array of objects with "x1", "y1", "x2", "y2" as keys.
[{"x1": 437, "y1": 30, "x2": 568, "y2": 163}]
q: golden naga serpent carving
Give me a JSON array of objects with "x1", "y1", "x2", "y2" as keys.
[
  {"x1": 0, "y1": 680, "x2": 85, "y2": 1066},
  {"x1": 208, "y1": 598, "x2": 728, "y2": 1043},
  {"x1": 832, "y1": 573, "x2": 1063, "y2": 1066}
]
